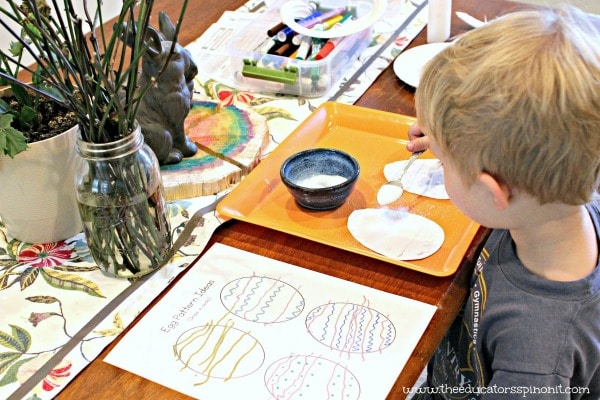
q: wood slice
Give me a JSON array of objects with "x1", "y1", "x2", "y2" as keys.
[{"x1": 160, "y1": 101, "x2": 269, "y2": 201}]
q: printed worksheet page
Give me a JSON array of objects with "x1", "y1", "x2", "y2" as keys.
[{"x1": 105, "y1": 243, "x2": 436, "y2": 399}]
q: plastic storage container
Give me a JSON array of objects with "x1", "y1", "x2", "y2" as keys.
[{"x1": 205, "y1": 0, "x2": 375, "y2": 97}]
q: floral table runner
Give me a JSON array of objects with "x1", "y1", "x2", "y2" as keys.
[{"x1": 0, "y1": 1, "x2": 427, "y2": 398}]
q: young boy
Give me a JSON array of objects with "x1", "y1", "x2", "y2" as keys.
[{"x1": 406, "y1": 5, "x2": 600, "y2": 399}]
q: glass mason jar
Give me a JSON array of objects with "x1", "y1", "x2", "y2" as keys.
[{"x1": 75, "y1": 124, "x2": 172, "y2": 278}]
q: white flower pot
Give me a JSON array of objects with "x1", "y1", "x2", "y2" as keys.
[{"x1": 0, "y1": 125, "x2": 83, "y2": 243}]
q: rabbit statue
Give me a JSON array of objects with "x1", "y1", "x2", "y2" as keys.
[{"x1": 121, "y1": 13, "x2": 199, "y2": 165}]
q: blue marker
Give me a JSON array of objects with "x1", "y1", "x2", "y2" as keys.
[{"x1": 276, "y1": 10, "x2": 323, "y2": 42}]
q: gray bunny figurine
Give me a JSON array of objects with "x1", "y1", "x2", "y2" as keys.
[{"x1": 122, "y1": 13, "x2": 199, "y2": 165}]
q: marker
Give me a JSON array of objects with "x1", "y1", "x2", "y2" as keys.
[
  {"x1": 267, "y1": 40, "x2": 288, "y2": 55},
  {"x1": 291, "y1": 33, "x2": 305, "y2": 46},
  {"x1": 313, "y1": 14, "x2": 353, "y2": 59},
  {"x1": 255, "y1": 37, "x2": 278, "y2": 53},
  {"x1": 276, "y1": 10, "x2": 323, "y2": 42},
  {"x1": 309, "y1": 37, "x2": 323, "y2": 60},
  {"x1": 316, "y1": 13, "x2": 352, "y2": 32},
  {"x1": 295, "y1": 35, "x2": 312, "y2": 60},
  {"x1": 314, "y1": 36, "x2": 347, "y2": 60},
  {"x1": 302, "y1": 7, "x2": 346, "y2": 29},
  {"x1": 313, "y1": 14, "x2": 343, "y2": 31},
  {"x1": 267, "y1": 22, "x2": 287, "y2": 37},
  {"x1": 274, "y1": 42, "x2": 299, "y2": 57},
  {"x1": 336, "y1": 13, "x2": 353, "y2": 27}
]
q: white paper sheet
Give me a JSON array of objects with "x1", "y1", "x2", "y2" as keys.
[{"x1": 105, "y1": 243, "x2": 436, "y2": 399}]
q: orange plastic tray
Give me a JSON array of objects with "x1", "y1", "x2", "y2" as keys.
[{"x1": 217, "y1": 102, "x2": 480, "y2": 276}]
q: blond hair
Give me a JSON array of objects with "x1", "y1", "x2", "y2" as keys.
[{"x1": 415, "y1": 5, "x2": 600, "y2": 205}]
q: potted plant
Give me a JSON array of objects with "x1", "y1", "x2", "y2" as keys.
[
  {"x1": 0, "y1": 31, "x2": 82, "y2": 244},
  {"x1": 0, "y1": 0, "x2": 190, "y2": 277}
]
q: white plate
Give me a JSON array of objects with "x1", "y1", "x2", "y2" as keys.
[{"x1": 393, "y1": 42, "x2": 451, "y2": 87}]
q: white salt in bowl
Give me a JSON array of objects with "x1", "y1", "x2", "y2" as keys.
[{"x1": 280, "y1": 148, "x2": 360, "y2": 210}]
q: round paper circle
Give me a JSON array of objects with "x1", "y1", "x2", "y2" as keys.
[
  {"x1": 347, "y1": 208, "x2": 444, "y2": 260},
  {"x1": 383, "y1": 158, "x2": 449, "y2": 199}
]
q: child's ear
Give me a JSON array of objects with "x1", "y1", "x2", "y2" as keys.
[{"x1": 478, "y1": 172, "x2": 511, "y2": 210}]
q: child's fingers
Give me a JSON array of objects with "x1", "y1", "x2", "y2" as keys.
[{"x1": 407, "y1": 135, "x2": 430, "y2": 153}]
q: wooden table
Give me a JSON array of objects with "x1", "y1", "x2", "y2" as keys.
[{"x1": 57, "y1": 0, "x2": 530, "y2": 398}]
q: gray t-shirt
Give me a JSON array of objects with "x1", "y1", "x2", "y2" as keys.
[{"x1": 414, "y1": 202, "x2": 600, "y2": 399}]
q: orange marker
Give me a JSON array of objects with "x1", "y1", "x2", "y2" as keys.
[{"x1": 314, "y1": 36, "x2": 346, "y2": 60}]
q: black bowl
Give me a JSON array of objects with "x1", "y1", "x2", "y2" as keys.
[{"x1": 280, "y1": 148, "x2": 360, "y2": 210}]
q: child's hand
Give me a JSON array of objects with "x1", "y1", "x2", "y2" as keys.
[{"x1": 406, "y1": 121, "x2": 430, "y2": 153}]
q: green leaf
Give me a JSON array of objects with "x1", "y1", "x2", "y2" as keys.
[
  {"x1": 22, "y1": 22, "x2": 43, "y2": 43},
  {"x1": 36, "y1": 83, "x2": 64, "y2": 102},
  {"x1": 0, "y1": 352, "x2": 22, "y2": 364},
  {"x1": 11, "y1": 325, "x2": 31, "y2": 353},
  {"x1": 94, "y1": 313, "x2": 124, "y2": 337},
  {"x1": 8, "y1": 85, "x2": 33, "y2": 107},
  {"x1": 248, "y1": 97, "x2": 274, "y2": 106},
  {"x1": 0, "y1": 356, "x2": 35, "y2": 387},
  {"x1": 8, "y1": 41, "x2": 24, "y2": 58},
  {"x1": 0, "y1": 114, "x2": 28, "y2": 158},
  {"x1": 41, "y1": 269, "x2": 106, "y2": 298},
  {"x1": 6, "y1": 239, "x2": 21, "y2": 259},
  {"x1": 0, "y1": 133, "x2": 5, "y2": 156},
  {"x1": 0, "y1": 333, "x2": 21, "y2": 352},
  {"x1": 113, "y1": 312, "x2": 124, "y2": 329},
  {"x1": 0, "y1": 352, "x2": 22, "y2": 376},
  {"x1": 54, "y1": 265, "x2": 100, "y2": 273},
  {"x1": 19, "y1": 267, "x2": 40, "y2": 291},
  {"x1": 0, "y1": 273, "x2": 9, "y2": 291},
  {"x1": 0, "y1": 325, "x2": 31, "y2": 352},
  {"x1": 202, "y1": 79, "x2": 220, "y2": 99},
  {"x1": 0, "y1": 262, "x2": 19, "y2": 291},
  {"x1": 26, "y1": 295, "x2": 60, "y2": 304},
  {"x1": 19, "y1": 106, "x2": 37, "y2": 124},
  {"x1": 256, "y1": 106, "x2": 297, "y2": 122},
  {"x1": 0, "y1": 113, "x2": 13, "y2": 129}
]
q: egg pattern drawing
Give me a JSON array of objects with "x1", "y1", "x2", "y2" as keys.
[
  {"x1": 264, "y1": 354, "x2": 360, "y2": 400},
  {"x1": 174, "y1": 322, "x2": 265, "y2": 384},
  {"x1": 221, "y1": 275, "x2": 305, "y2": 323},
  {"x1": 305, "y1": 301, "x2": 396, "y2": 355}
]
